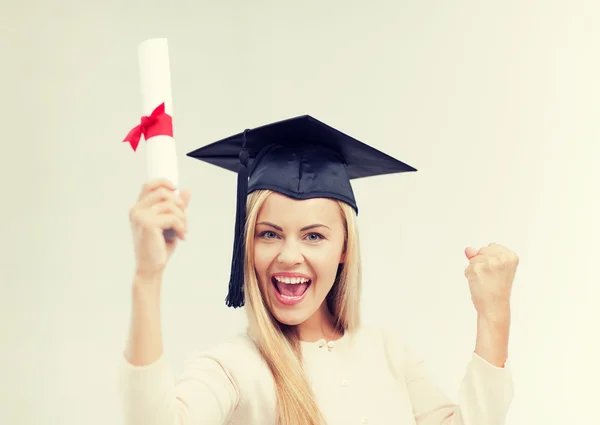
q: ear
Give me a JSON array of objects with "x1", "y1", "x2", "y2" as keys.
[{"x1": 339, "y1": 250, "x2": 346, "y2": 264}]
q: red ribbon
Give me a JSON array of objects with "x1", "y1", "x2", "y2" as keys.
[{"x1": 123, "y1": 102, "x2": 173, "y2": 151}]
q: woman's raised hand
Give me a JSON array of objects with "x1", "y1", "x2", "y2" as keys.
[{"x1": 129, "y1": 178, "x2": 191, "y2": 281}]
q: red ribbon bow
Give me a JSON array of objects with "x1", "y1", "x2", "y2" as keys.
[{"x1": 123, "y1": 102, "x2": 173, "y2": 151}]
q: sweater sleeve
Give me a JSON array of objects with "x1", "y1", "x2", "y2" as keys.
[
  {"x1": 383, "y1": 329, "x2": 514, "y2": 425},
  {"x1": 119, "y1": 352, "x2": 239, "y2": 425}
]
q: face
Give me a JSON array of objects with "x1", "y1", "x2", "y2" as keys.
[{"x1": 253, "y1": 192, "x2": 346, "y2": 327}]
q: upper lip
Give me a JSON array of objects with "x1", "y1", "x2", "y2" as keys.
[{"x1": 271, "y1": 272, "x2": 312, "y2": 280}]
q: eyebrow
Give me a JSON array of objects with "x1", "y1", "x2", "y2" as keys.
[{"x1": 257, "y1": 221, "x2": 331, "y2": 232}]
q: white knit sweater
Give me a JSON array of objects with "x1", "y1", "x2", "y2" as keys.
[{"x1": 119, "y1": 325, "x2": 513, "y2": 425}]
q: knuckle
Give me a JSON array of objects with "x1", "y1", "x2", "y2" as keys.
[
  {"x1": 144, "y1": 181, "x2": 156, "y2": 192},
  {"x1": 130, "y1": 208, "x2": 141, "y2": 224},
  {"x1": 171, "y1": 201, "x2": 183, "y2": 214},
  {"x1": 497, "y1": 250, "x2": 518, "y2": 267},
  {"x1": 464, "y1": 264, "x2": 473, "y2": 277},
  {"x1": 164, "y1": 187, "x2": 177, "y2": 199}
]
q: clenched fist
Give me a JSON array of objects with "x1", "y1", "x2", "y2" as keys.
[{"x1": 464, "y1": 243, "x2": 518, "y2": 323}]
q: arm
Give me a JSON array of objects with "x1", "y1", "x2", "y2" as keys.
[
  {"x1": 474, "y1": 311, "x2": 510, "y2": 368},
  {"x1": 124, "y1": 276, "x2": 165, "y2": 367},
  {"x1": 120, "y1": 277, "x2": 239, "y2": 425},
  {"x1": 384, "y1": 328, "x2": 514, "y2": 425}
]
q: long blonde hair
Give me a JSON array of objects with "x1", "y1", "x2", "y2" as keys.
[{"x1": 242, "y1": 189, "x2": 362, "y2": 425}]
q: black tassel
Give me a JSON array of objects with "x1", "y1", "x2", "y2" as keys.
[{"x1": 225, "y1": 131, "x2": 250, "y2": 308}]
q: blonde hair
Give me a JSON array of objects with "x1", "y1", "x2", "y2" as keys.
[{"x1": 242, "y1": 189, "x2": 362, "y2": 425}]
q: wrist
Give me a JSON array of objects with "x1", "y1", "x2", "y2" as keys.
[
  {"x1": 133, "y1": 272, "x2": 163, "y2": 291},
  {"x1": 477, "y1": 305, "x2": 511, "y2": 327},
  {"x1": 475, "y1": 310, "x2": 511, "y2": 367}
]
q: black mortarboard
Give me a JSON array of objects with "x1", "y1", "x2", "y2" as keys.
[{"x1": 187, "y1": 115, "x2": 417, "y2": 308}]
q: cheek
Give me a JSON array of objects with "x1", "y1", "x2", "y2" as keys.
[
  {"x1": 253, "y1": 244, "x2": 276, "y2": 280},
  {"x1": 310, "y1": 247, "x2": 343, "y2": 281}
]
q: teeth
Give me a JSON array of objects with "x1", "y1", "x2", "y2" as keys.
[{"x1": 274, "y1": 276, "x2": 310, "y2": 284}]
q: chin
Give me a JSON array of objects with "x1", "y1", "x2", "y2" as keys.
[{"x1": 271, "y1": 307, "x2": 312, "y2": 326}]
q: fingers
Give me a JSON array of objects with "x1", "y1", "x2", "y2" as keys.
[
  {"x1": 468, "y1": 255, "x2": 488, "y2": 264},
  {"x1": 466, "y1": 243, "x2": 510, "y2": 261},
  {"x1": 464, "y1": 264, "x2": 475, "y2": 279},
  {"x1": 477, "y1": 243, "x2": 503, "y2": 256},
  {"x1": 130, "y1": 204, "x2": 187, "y2": 240},
  {"x1": 138, "y1": 178, "x2": 177, "y2": 201},
  {"x1": 139, "y1": 187, "x2": 185, "y2": 210},
  {"x1": 130, "y1": 179, "x2": 190, "y2": 241},
  {"x1": 152, "y1": 199, "x2": 187, "y2": 231},
  {"x1": 154, "y1": 214, "x2": 187, "y2": 240}
]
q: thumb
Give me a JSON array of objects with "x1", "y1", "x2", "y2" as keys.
[{"x1": 465, "y1": 246, "x2": 478, "y2": 260}]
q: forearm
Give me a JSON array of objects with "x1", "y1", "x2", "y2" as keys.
[
  {"x1": 121, "y1": 276, "x2": 240, "y2": 425},
  {"x1": 474, "y1": 309, "x2": 510, "y2": 368},
  {"x1": 125, "y1": 275, "x2": 164, "y2": 366}
]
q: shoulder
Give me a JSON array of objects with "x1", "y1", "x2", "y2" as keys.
[
  {"x1": 199, "y1": 332, "x2": 277, "y2": 413},
  {"x1": 197, "y1": 332, "x2": 267, "y2": 372},
  {"x1": 197, "y1": 331, "x2": 274, "y2": 387},
  {"x1": 173, "y1": 333, "x2": 277, "y2": 420}
]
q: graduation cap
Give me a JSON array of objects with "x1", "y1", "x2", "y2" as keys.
[{"x1": 187, "y1": 115, "x2": 416, "y2": 308}]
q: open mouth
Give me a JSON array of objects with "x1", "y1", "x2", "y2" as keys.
[{"x1": 271, "y1": 276, "x2": 312, "y2": 303}]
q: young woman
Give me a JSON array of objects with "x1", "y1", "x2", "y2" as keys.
[{"x1": 121, "y1": 115, "x2": 518, "y2": 425}]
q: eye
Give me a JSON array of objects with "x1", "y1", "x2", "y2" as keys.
[
  {"x1": 258, "y1": 230, "x2": 279, "y2": 239},
  {"x1": 305, "y1": 232, "x2": 324, "y2": 242}
]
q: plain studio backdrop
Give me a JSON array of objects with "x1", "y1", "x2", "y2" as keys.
[{"x1": 1, "y1": 0, "x2": 598, "y2": 424}]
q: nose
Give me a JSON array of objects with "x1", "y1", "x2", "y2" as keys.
[{"x1": 277, "y1": 240, "x2": 304, "y2": 266}]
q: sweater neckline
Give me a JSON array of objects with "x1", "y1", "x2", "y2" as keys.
[{"x1": 300, "y1": 331, "x2": 348, "y2": 350}]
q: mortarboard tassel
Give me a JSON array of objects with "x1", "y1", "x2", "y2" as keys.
[{"x1": 225, "y1": 130, "x2": 250, "y2": 308}]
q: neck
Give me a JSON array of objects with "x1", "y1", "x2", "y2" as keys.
[{"x1": 296, "y1": 302, "x2": 343, "y2": 342}]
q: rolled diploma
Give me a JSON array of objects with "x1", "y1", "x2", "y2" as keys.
[{"x1": 138, "y1": 38, "x2": 179, "y2": 240}]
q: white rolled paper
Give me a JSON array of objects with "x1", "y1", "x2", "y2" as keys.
[{"x1": 138, "y1": 38, "x2": 179, "y2": 190}]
